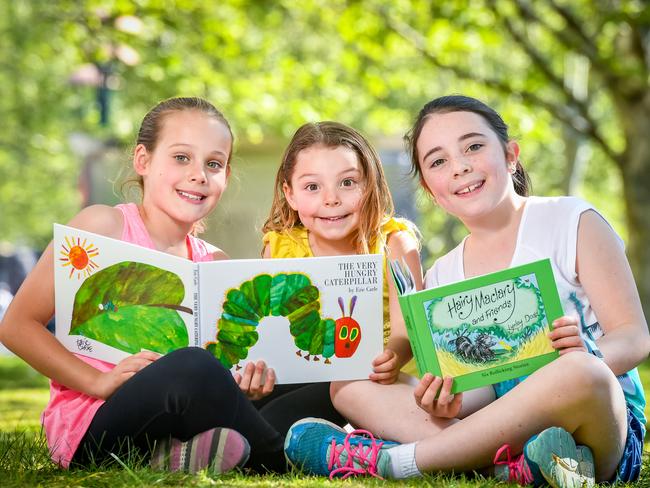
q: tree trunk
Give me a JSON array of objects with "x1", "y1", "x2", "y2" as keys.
[{"x1": 618, "y1": 93, "x2": 650, "y2": 321}]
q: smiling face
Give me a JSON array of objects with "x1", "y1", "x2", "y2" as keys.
[
  {"x1": 135, "y1": 109, "x2": 232, "y2": 227},
  {"x1": 416, "y1": 111, "x2": 520, "y2": 224},
  {"x1": 283, "y1": 144, "x2": 364, "y2": 254}
]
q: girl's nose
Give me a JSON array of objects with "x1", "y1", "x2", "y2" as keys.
[
  {"x1": 323, "y1": 189, "x2": 341, "y2": 207},
  {"x1": 188, "y1": 163, "x2": 207, "y2": 184},
  {"x1": 453, "y1": 157, "x2": 472, "y2": 177}
]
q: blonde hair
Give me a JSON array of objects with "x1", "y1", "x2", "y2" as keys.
[
  {"x1": 262, "y1": 121, "x2": 394, "y2": 254},
  {"x1": 120, "y1": 97, "x2": 233, "y2": 235}
]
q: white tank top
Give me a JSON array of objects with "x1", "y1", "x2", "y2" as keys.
[{"x1": 424, "y1": 196, "x2": 645, "y2": 426}]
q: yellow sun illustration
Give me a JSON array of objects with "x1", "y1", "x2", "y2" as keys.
[{"x1": 59, "y1": 236, "x2": 99, "y2": 279}]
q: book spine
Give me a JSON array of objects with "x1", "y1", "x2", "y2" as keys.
[
  {"x1": 399, "y1": 296, "x2": 426, "y2": 377},
  {"x1": 193, "y1": 264, "x2": 200, "y2": 347}
]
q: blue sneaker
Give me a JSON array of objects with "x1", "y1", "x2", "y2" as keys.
[
  {"x1": 524, "y1": 427, "x2": 595, "y2": 488},
  {"x1": 284, "y1": 417, "x2": 398, "y2": 479}
]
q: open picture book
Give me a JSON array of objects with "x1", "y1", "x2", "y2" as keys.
[
  {"x1": 54, "y1": 224, "x2": 384, "y2": 383},
  {"x1": 391, "y1": 258, "x2": 562, "y2": 392}
]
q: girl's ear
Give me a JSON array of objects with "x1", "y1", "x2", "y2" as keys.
[
  {"x1": 505, "y1": 141, "x2": 520, "y2": 171},
  {"x1": 133, "y1": 144, "x2": 150, "y2": 176},
  {"x1": 282, "y1": 181, "x2": 299, "y2": 211}
]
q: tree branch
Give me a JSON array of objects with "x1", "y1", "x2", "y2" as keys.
[
  {"x1": 545, "y1": 0, "x2": 645, "y2": 90},
  {"x1": 514, "y1": 0, "x2": 621, "y2": 89},
  {"x1": 490, "y1": 1, "x2": 615, "y2": 160},
  {"x1": 379, "y1": 7, "x2": 621, "y2": 163}
]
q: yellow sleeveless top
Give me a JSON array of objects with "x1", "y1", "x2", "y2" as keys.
[{"x1": 262, "y1": 217, "x2": 416, "y2": 345}]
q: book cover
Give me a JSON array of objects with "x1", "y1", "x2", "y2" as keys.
[
  {"x1": 54, "y1": 224, "x2": 383, "y2": 383},
  {"x1": 392, "y1": 258, "x2": 561, "y2": 392}
]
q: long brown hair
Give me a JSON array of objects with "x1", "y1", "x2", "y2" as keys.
[{"x1": 262, "y1": 121, "x2": 394, "y2": 254}]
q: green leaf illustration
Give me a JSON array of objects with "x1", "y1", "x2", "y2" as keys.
[
  {"x1": 72, "y1": 306, "x2": 189, "y2": 354},
  {"x1": 69, "y1": 261, "x2": 190, "y2": 354}
]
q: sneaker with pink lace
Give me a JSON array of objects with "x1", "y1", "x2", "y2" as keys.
[
  {"x1": 494, "y1": 444, "x2": 534, "y2": 485},
  {"x1": 494, "y1": 427, "x2": 595, "y2": 487},
  {"x1": 284, "y1": 417, "x2": 398, "y2": 479}
]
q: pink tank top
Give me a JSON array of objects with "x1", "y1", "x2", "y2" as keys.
[{"x1": 42, "y1": 203, "x2": 216, "y2": 467}]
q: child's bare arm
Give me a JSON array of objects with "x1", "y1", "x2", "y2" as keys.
[
  {"x1": 370, "y1": 230, "x2": 422, "y2": 384},
  {"x1": 576, "y1": 210, "x2": 650, "y2": 374},
  {"x1": 385, "y1": 230, "x2": 422, "y2": 366},
  {"x1": 0, "y1": 205, "x2": 151, "y2": 400}
]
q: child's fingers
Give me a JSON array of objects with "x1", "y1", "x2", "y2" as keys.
[
  {"x1": 260, "y1": 368, "x2": 276, "y2": 397},
  {"x1": 135, "y1": 350, "x2": 163, "y2": 361},
  {"x1": 418, "y1": 376, "x2": 443, "y2": 411},
  {"x1": 413, "y1": 373, "x2": 435, "y2": 403},
  {"x1": 427, "y1": 378, "x2": 462, "y2": 418},
  {"x1": 249, "y1": 360, "x2": 267, "y2": 392},
  {"x1": 369, "y1": 369, "x2": 399, "y2": 384},
  {"x1": 551, "y1": 315, "x2": 579, "y2": 328},
  {"x1": 435, "y1": 377, "x2": 454, "y2": 405},
  {"x1": 118, "y1": 356, "x2": 154, "y2": 374},
  {"x1": 548, "y1": 325, "x2": 581, "y2": 340},
  {"x1": 371, "y1": 350, "x2": 390, "y2": 366},
  {"x1": 372, "y1": 355, "x2": 398, "y2": 374},
  {"x1": 372, "y1": 349, "x2": 396, "y2": 367},
  {"x1": 237, "y1": 362, "x2": 256, "y2": 392},
  {"x1": 552, "y1": 336, "x2": 587, "y2": 352},
  {"x1": 447, "y1": 392, "x2": 464, "y2": 416}
]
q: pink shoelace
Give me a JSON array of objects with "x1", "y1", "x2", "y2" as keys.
[
  {"x1": 494, "y1": 444, "x2": 534, "y2": 486},
  {"x1": 327, "y1": 429, "x2": 386, "y2": 480}
]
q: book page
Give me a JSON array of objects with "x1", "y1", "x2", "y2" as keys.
[
  {"x1": 198, "y1": 254, "x2": 384, "y2": 383},
  {"x1": 53, "y1": 224, "x2": 197, "y2": 364}
]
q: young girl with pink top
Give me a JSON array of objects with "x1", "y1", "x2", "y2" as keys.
[{"x1": 0, "y1": 97, "x2": 287, "y2": 474}]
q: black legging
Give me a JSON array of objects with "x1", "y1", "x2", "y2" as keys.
[{"x1": 72, "y1": 347, "x2": 345, "y2": 473}]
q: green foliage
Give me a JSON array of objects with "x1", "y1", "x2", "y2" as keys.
[{"x1": 0, "y1": 1, "x2": 645, "y2": 295}]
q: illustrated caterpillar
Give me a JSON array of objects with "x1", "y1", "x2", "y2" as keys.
[{"x1": 204, "y1": 272, "x2": 362, "y2": 369}]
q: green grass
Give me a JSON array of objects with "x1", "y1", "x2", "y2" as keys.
[{"x1": 1, "y1": 355, "x2": 649, "y2": 487}]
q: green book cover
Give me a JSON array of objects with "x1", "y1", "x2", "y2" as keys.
[{"x1": 392, "y1": 259, "x2": 562, "y2": 393}]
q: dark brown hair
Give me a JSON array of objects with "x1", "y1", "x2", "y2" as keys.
[{"x1": 404, "y1": 95, "x2": 531, "y2": 196}]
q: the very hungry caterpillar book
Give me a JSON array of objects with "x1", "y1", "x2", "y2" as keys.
[
  {"x1": 391, "y1": 258, "x2": 561, "y2": 393},
  {"x1": 54, "y1": 224, "x2": 383, "y2": 383}
]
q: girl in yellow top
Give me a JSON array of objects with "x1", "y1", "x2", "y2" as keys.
[{"x1": 259, "y1": 121, "x2": 427, "y2": 432}]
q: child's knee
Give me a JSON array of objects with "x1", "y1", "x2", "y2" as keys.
[
  {"x1": 329, "y1": 380, "x2": 354, "y2": 407},
  {"x1": 165, "y1": 347, "x2": 233, "y2": 387},
  {"x1": 556, "y1": 352, "x2": 619, "y2": 399}
]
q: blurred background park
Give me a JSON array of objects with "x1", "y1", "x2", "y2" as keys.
[
  {"x1": 1, "y1": 0, "x2": 649, "y2": 319},
  {"x1": 0, "y1": 1, "x2": 650, "y2": 484}
]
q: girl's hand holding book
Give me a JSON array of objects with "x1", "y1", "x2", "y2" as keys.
[
  {"x1": 414, "y1": 373, "x2": 463, "y2": 419},
  {"x1": 233, "y1": 360, "x2": 275, "y2": 400},
  {"x1": 96, "y1": 351, "x2": 161, "y2": 400},
  {"x1": 369, "y1": 348, "x2": 400, "y2": 385},
  {"x1": 547, "y1": 316, "x2": 588, "y2": 355}
]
